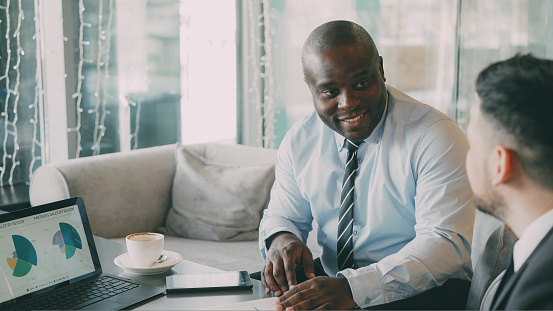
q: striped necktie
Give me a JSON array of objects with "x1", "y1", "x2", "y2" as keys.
[{"x1": 337, "y1": 139, "x2": 361, "y2": 270}]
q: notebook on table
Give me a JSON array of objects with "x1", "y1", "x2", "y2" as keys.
[{"x1": 0, "y1": 197, "x2": 165, "y2": 310}]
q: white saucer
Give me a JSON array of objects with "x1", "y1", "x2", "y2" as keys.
[{"x1": 114, "y1": 250, "x2": 182, "y2": 275}]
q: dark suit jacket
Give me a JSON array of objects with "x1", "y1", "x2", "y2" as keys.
[{"x1": 491, "y1": 226, "x2": 553, "y2": 310}]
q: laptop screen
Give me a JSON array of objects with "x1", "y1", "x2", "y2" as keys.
[{"x1": 0, "y1": 197, "x2": 100, "y2": 305}]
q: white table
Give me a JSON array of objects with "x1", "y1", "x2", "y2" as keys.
[{"x1": 94, "y1": 236, "x2": 271, "y2": 310}]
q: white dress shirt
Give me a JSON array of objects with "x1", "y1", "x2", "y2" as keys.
[
  {"x1": 259, "y1": 85, "x2": 475, "y2": 308},
  {"x1": 513, "y1": 208, "x2": 553, "y2": 272}
]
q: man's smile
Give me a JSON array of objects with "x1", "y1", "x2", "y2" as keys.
[{"x1": 340, "y1": 112, "x2": 367, "y2": 125}]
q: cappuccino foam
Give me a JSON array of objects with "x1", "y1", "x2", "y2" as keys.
[{"x1": 127, "y1": 233, "x2": 161, "y2": 242}]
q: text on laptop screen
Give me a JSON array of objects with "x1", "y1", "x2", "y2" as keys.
[{"x1": 0, "y1": 205, "x2": 95, "y2": 303}]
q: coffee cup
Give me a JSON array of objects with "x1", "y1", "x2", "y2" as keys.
[{"x1": 125, "y1": 232, "x2": 164, "y2": 267}]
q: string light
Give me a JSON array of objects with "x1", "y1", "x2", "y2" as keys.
[
  {"x1": 90, "y1": 0, "x2": 104, "y2": 155},
  {"x1": 99, "y1": 0, "x2": 114, "y2": 151},
  {"x1": 0, "y1": 0, "x2": 38, "y2": 186},
  {"x1": 7, "y1": 0, "x2": 24, "y2": 185},
  {"x1": 261, "y1": 0, "x2": 275, "y2": 149},
  {"x1": 92, "y1": 0, "x2": 114, "y2": 156},
  {"x1": 29, "y1": 0, "x2": 44, "y2": 182},
  {"x1": 0, "y1": 0, "x2": 12, "y2": 186},
  {"x1": 66, "y1": 0, "x2": 87, "y2": 158},
  {"x1": 66, "y1": 0, "x2": 115, "y2": 156},
  {"x1": 247, "y1": 0, "x2": 276, "y2": 149}
]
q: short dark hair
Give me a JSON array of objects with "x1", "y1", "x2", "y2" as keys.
[{"x1": 476, "y1": 54, "x2": 553, "y2": 190}]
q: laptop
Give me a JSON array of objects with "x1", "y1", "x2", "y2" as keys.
[{"x1": 0, "y1": 197, "x2": 165, "y2": 310}]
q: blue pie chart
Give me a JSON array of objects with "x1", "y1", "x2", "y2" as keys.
[
  {"x1": 52, "y1": 222, "x2": 82, "y2": 259},
  {"x1": 6, "y1": 235, "x2": 37, "y2": 277}
]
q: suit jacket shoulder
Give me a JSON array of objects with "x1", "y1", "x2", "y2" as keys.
[{"x1": 493, "y1": 227, "x2": 553, "y2": 310}]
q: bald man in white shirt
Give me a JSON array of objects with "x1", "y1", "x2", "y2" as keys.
[
  {"x1": 466, "y1": 54, "x2": 553, "y2": 310},
  {"x1": 257, "y1": 20, "x2": 474, "y2": 310}
]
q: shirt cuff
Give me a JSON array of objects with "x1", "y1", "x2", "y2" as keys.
[{"x1": 339, "y1": 265, "x2": 408, "y2": 308}]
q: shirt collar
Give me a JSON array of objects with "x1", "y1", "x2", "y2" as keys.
[
  {"x1": 335, "y1": 89, "x2": 389, "y2": 151},
  {"x1": 513, "y1": 208, "x2": 553, "y2": 272}
]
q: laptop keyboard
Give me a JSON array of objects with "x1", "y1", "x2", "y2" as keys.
[{"x1": 8, "y1": 275, "x2": 139, "y2": 311}]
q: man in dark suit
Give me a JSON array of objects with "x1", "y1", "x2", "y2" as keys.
[{"x1": 466, "y1": 54, "x2": 553, "y2": 310}]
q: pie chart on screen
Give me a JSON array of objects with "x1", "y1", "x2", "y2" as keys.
[
  {"x1": 52, "y1": 222, "x2": 82, "y2": 259},
  {"x1": 6, "y1": 235, "x2": 38, "y2": 277}
]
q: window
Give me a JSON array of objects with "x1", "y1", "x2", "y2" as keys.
[
  {"x1": 0, "y1": 0, "x2": 43, "y2": 186},
  {"x1": 0, "y1": 0, "x2": 237, "y2": 187},
  {"x1": 0, "y1": 0, "x2": 552, "y2": 187},
  {"x1": 456, "y1": 0, "x2": 553, "y2": 127},
  {"x1": 254, "y1": 0, "x2": 553, "y2": 147}
]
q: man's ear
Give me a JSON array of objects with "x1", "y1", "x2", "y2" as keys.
[{"x1": 491, "y1": 145, "x2": 514, "y2": 186}]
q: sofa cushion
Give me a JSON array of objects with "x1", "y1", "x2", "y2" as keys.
[
  {"x1": 164, "y1": 143, "x2": 275, "y2": 242},
  {"x1": 30, "y1": 144, "x2": 177, "y2": 239}
]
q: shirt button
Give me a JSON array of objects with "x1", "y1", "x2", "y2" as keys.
[
  {"x1": 365, "y1": 298, "x2": 371, "y2": 304},
  {"x1": 353, "y1": 230, "x2": 358, "y2": 235},
  {"x1": 358, "y1": 159, "x2": 362, "y2": 165}
]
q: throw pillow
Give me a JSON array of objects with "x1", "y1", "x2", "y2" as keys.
[{"x1": 164, "y1": 144, "x2": 275, "y2": 241}]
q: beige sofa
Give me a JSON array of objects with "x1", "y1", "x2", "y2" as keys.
[
  {"x1": 29, "y1": 142, "x2": 513, "y2": 310},
  {"x1": 29, "y1": 143, "x2": 282, "y2": 272}
]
